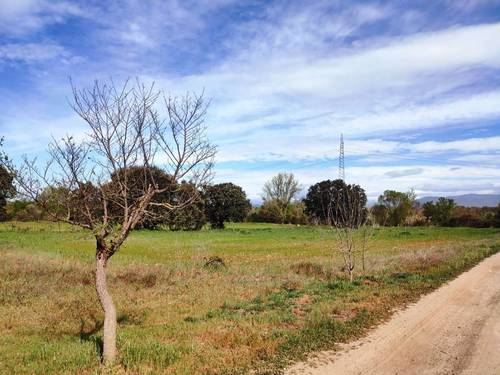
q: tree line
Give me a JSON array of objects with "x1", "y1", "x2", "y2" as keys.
[
  {"x1": 371, "y1": 191, "x2": 500, "y2": 228},
  {"x1": 2, "y1": 167, "x2": 500, "y2": 229}
]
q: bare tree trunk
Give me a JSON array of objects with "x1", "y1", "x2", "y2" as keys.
[{"x1": 95, "y1": 249, "x2": 117, "y2": 364}]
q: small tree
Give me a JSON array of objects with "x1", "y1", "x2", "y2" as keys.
[
  {"x1": 376, "y1": 189, "x2": 416, "y2": 226},
  {"x1": 262, "y1": 172, "x2": 300, "y2": 224},
  {"x1": 329, "y1": 183, "x2": 369, "y2": 281},
  {"x1": 204, "y1": 183, "x2": 251, "y2": 229},
  {"x1": 423, "y1": 198, "x2": 456, "y2": 226},
  {"x1": 4, "y1": 199, "x2": 31, "y2": 220},
  {"x1": 3, "y1": 79, "x2": 216, "y2": 364}
]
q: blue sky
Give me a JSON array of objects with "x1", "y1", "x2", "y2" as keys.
[{"x1": 1, "y1": 0, "x2": 500, "y2": 201}]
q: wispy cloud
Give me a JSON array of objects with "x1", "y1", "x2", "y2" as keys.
[
  {"x1": 0, "y1": 0, "x2": 84, "y2": 37},
  {"x1": 0, "y1": 42, "x2": 77, "y2": 64},
  {"x1": 215, "y1": 163, "x2": 500, "y2": 201},
  {"x1": 0, "y1": 0, "x2": 499, "y2": 199},
  {"x1": 385, "y1": 168, "x2": 424, "y2": 178},
  {"x1": 155, "y1": 22, "x2": 500, "y2": 143}
]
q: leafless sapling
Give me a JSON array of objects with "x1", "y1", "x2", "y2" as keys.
[
  {"x1": 4, "y1": 79, "x2": 216, "y2": 364},
  {"x1": 329, "y1": 184, "x2": 370, "y2": 282}
]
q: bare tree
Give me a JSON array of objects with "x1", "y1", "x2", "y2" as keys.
[
  {"x1": 3, "y1": 79, "x2": 216, "y2": 364},
  {"x1": 329, "y1": 183, "x2": 370, "y2": 282},
  {"x1": 262, "y1": 172, "x2": 300, "y2": 224}
]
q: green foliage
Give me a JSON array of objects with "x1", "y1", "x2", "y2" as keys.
[
  {"x1": 303, "y1": 179, "x2": 367, "y2": 227},
  {"x1": 120, "y1": 339, "x2": 180, "y2": 370},
  {"x1": 7, "y1": 202, "x2": 43, "y2": 221},
  {"x1": 204, "y1": 183, "x2": 251, "y2": 229},
  {"x1": 107, "y1": 166, "x2": 175, "y2": 229},
  {"x1": 247, "y1": 201, "x2": 309, "y2": 224},
  {"x1": 423, "y1": 198, "x2": 456, "y2": 225},
  {"x1": 0, "y1": 160, "x2": 15, "y2": 221},
  {"x1": 5, "y1": 200, "x2": 31, "y2": 221},
  {"x1": 107, "y1": 166, "x2": 206, "y2": 230},
  {"x1": 165, "y1": 183, "x2": 206, "y2": 231},
  {"x1": 494, "y1": 204, "x2": 500, "y2": 228},
  {"x1": 370, "y1": 204, "x2": 388, "y2": 226},
  {"x1": 303, "y1": 179, "x2": 344, "y2": 224},
  {"x1": 286, "y1": 201, "x2": 309, "y2": 224},
  {"x1": 374, "y1": 189, "x2": 416, "y2": 226},
  {"x1": 38, "y1": 187, "x2": 72, "y2": 220}
]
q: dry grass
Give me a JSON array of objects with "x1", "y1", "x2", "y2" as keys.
[{"x1": 0, "y1": 223, "x2": 499, "y2": 374}]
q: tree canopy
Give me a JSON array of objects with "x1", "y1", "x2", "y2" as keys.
[
  {"x1": 303, "y1": 179, "x2": 367, "y2": 227},
  {"x1": 0, "y1": 139, "x2": 16, "y2": 221},
  {"x1": 0, "y1": 165, "x2": 15, "y2": 221},
  {"x1": 204, "y1": 183, "x2": 251, "y2": 229},
  {"x1": 423, "y1": 198, "x2": 456, "y2": 226},
  {"x1": 372, "y1": 190, "x2": 416, "y2": 226}
]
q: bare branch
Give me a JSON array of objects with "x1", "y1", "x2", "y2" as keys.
[{"x1": 11, "y1": 78, "x2": 216, "y2": 259}]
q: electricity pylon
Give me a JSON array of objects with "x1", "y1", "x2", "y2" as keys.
[{"x1": 338, "y1": 133, "x2": 345, "y2": 181}]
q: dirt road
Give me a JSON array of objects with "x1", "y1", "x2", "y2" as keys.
[{"x1": 286, "y1": 252, "x2": 500, "y2": 375}]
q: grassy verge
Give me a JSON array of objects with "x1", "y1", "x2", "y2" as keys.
[
  {"x1": 251, "y1": 242, "x2": 499, "y2": 374},
  {"x1": 0, "y1": 223, "x2": 499, "y2": 374}
]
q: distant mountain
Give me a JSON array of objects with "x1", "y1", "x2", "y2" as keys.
[{"x1": 418, "y1": 194, "x2": 500, "y2": 207}]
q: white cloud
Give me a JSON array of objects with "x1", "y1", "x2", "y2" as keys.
[
  {"x1": 214, "y1": 127, "x2": 500, "y2": 164},
  {"x1": 120, "y1": 23, "x2": 155, "y2": 48},
  {"x1": 0, "y1": 0, "x2": 84, "y2": 36},
  {"x1": 215, "y1": 163, "x2": 500, "y2": 201},
  {"x1": 446, "y1": 0, "x2": 500, "y2": 11},
  {"x1": 409, "y1": 135, "x2": 500, "y2": 153},
  {"x1": 213, "y1": 132, "x2": 500, "y2": 201},
  {"x1": 0, "y1": 113, "x2": 87, "y2": 155},
  {"x1": 1, "y1": 2, "x2": 500, "y2": 200},
  {"x1": 91, "y1": 0, "x2": 239, "y2": 57},
  {"x1": 151, "y1": 22, "x2": 500, "y2": 144},
  {"x1": 385, "y1": 168, "x2": 424, "y2": 178},
  {"x1": 229, "y1": 2, "x2": 391, "y2": 59},
  {"x1": 0, "y1": 42, "x2": 74, "y2": 63},
  {"x1": 316, "y1": 91, "x2": 500, "y2": 137}
]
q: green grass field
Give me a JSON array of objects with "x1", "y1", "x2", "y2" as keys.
[{"x1": 1, "y1": 222, "x2": 499, "y2": 374}]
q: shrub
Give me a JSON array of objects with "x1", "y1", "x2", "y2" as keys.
[
  {"x1": 247, "y1": 201, "x2": 309, "y2": 224},
  {"x1": 423, "y1": 198, "x2": 456, "y2": 226}
]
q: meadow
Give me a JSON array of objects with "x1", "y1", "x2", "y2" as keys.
[{"x1": 1, "y1": 222, "x2": 499, "y2": 374}]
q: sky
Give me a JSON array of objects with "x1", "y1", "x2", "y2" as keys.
[{"x1": 1, "y1": 0, "x2": 500, "y2": 202}]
